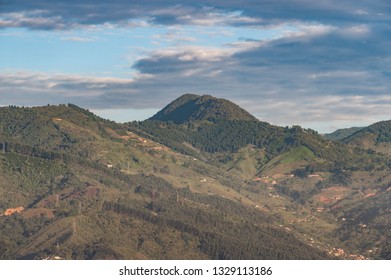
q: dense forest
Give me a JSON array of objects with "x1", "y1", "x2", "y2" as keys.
[{"x1": 127, "y1": 119, "x2": 390, "y2": 172}]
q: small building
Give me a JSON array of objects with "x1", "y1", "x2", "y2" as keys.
[{"x1": 3, "y1": 207, "x2": 24, "y2": 216}]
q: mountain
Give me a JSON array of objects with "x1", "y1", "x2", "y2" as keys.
[
  {"x1": 0, "y1": 104, "x2": 330, "y2": 260},
  {"x1": 342, "y1": 120, "x2": 391, "y2": 156},
  {"x1": 323, "y1": 127, "x2": 364, "y2": 141},
  {"x1": 149, "y1": 94, "x2": 258, "y2": 123},
  {"x1": 1, "y1": 99, "x2": 391, "y2": 260},
  {"x1": 342, "y1": 120, "x2": 391, "y2": 143},
  {"x1": 130, "y1": 96, "x2": 383, "y2": 173}
]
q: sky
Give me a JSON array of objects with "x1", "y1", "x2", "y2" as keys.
[{"x1": 0, "y1": 1, "x2": 390, "y2": 133}]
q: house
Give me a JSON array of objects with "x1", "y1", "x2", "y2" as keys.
[{"x1": 3, "y1": 207, "x2": 24, "y2": 216}]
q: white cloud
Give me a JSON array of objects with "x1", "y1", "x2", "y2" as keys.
[
  {"x1": 339, "y1": 24, "x2": 370, "y2": 37},
  {"x1": 179, "y1": 10, "x2": 263, "y2": 26},
  {"x1": 1, "y1": 1, "x2": 390, "y2": 132},
  {"x1": 354, "y1": 9, "x2": 369, "y2": 15},
  {"x1": 1, "y1": 67, "x2": 390, "y2": 133},
  {"x1": 281, "y1": 22, "x2": 336, "y2": 38},
  {"x1": 0, "y1": 10, "x2": 73, "y2": 30},
  {"x1": 2, "y1": 0, "x2": 389, "y2": 31},
  {"x1": 61, "y1": 36, "x2": 95, "y2": 42},
  {"x1": 309, "y1": 71, "x2": 368, "y2": 79},
  {"x1": 151, "y1": 28, "x2": 198, "y2": 44},
  {"x1": 0, "y1": 71, "x2": 134, "y2": 96},
  {"x1": 150, "y1": 46, "x2": 234, "y2": 62}
]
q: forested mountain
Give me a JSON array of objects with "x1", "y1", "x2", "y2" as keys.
[
  {"x1": 0, "y1": 104, "x2": 328, "y2": 260},
  {"x1": 345, "y1": 121, "x2": 391, "y2": 143},
  {"x1": 343, "y1": 120, "x2": 391, "y2": 144},
  {"x1": 323, "y1": 127, "x2": 364, "y2": 141},
  {"x1": 341, "y1": 120, "x2": 391, "y2": 156},
  {"x1": 128, "y1": 95, "x2": 388, "y2": 172},
  {"x1": 149, "y1": 94, "x2": 258, "y2": 123},
  {"x1": 1, "y1": 97, "x2": 390, "y2": 260}
]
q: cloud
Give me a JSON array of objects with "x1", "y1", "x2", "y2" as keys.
[
  {"x1": 0, "y1": 71, "x2": 136, "y2": 106},
  {"x1": 152, "y1": 30, "x2": 198, "y2": 44},
  {"x1": 2, "y1": 21, "x2": 390, "y2": 131},
  {"x1": 0, "y1": 10, "x2": 72, "y2": 30},
  {"x1": 175, "y1": 9, "x2": 264, "y2": 27},
  {"x1": 309, "y1": 71, "x2": 369, "y2": 80},
  {"x1": 61, "y1": 36, "x2": 95, "y2": 42},
  {"x1": 354, "y1": 9, "x2": 370, "y2": 16},
  {"x1": 129, "y1": 25, "x2": 391, "y2": 128},
  {"x1": 1, "y1": 1, "x2": 390, "y2": 132},
  {"x1": 1, "y1": 1, "x2": 389, "y2": 30}
]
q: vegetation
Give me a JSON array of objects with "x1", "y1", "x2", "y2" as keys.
[
  {"x1": 128, "y1": 120, "x2": 389, "y2": 172},
  {"x1": 344, "y1": 120, "x2": 391, "y2": 144},
  {"x1": 1, "y1": 96, "x2": 391, "y2": 260},
  {"x1": 0, "y1": 149, "x2": 328, "y2": 260},
  {"x1": 150, "y1": 94, "x2": 258, "y2": 123},
  {"x1": 323, "y1": 127, "x2": 364, "y2": 141}
]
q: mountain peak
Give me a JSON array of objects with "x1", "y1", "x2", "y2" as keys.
[{"x1": 150, "y1": 94, "x2": 258, "y2": 123}]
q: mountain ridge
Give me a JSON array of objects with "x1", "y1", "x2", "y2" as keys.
[
  {"x1": 0, "y1": 103, "x2": 332, "y2": 260},
  {"x1": 340, "y1": 120, "x2": 391, "y2": 156},
  {"x1": 1, "y1": 97, "x2": 390, "y2": 260},
  {"x1": 343, "y1": 120, "x2": 391, "y2": 144},
  {"x1": 323, "y1": 127, "x2": 364, "y2": 141}
]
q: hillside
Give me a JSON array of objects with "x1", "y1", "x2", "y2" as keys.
[
  {"x1": 1, "y1": 100, "x2": 390, "y2": 260},
  {"x1": 149, "y1": 94, "x2": 258, "y2": 123},
  {"x1": 342, "y1": 120, "x2": 391, "y2": 156},
  {"x1": 130, "y1": 102, "x2": 385, "y2": 173},
  {"x1": 0, "y1": 104, "x2": 330, "y2": 260},
  {"x1": 323, "y1": 127, "x2": 364, "y2": 141},
  {"x1": 128, "y1": 95, "x2": 391, "y2": 260}
]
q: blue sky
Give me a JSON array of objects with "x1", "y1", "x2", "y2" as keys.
[{"x1": 1, "y1": 0, "x2": 390, "y2": 133}]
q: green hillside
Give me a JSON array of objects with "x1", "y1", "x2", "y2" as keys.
[
  {"x1": 341, "y1": 120, "x2": 391, "y2": 156},
  {"x1": 343, "y1": 120, "x2": 391, "y2": 145},
  {"x1": 0, "y1": 104, "x2": 330, "y2": 260},
  {"x1": 128, "y1": 119, "x2": 387, "y2": 173},
  {"x1": 1, "y1": 99, "x2": 390, "y2": 260},
  {"x1": 323, "y1": 127, "x2": 364, "y2": 141}
]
